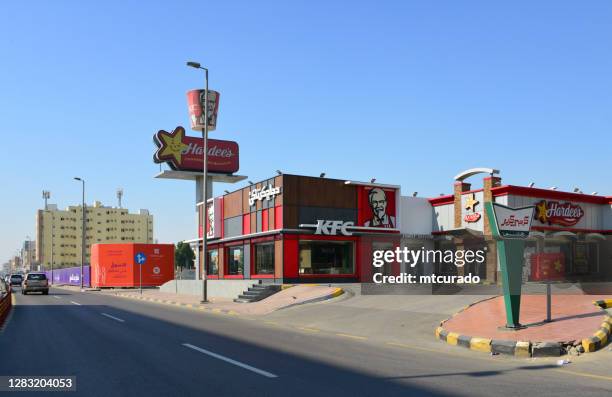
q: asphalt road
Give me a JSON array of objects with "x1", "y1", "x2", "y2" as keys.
[{"x1": 1, "y1": 287, "x2": 611, "y2": 397}]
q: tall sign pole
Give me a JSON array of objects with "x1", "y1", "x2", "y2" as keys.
[
  {"x1": 187, "y1": 61, "x2": 218, "y2": 304},
  {"x1": 201, "y1": 69, "x2": 209, "y2": 303},
  {"x1": 484, "y1": 202, "x2": 534, "y2": 329}
]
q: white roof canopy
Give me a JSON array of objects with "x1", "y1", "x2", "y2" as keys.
[{"x1": 454, "y1": 168, "x2": 500, "y2": 181}]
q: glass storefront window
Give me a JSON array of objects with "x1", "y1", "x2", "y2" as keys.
[
  {"x1": 207, "y1": 249, "x2": 219, "y2": 276},
  {"x1": 254, "y1": 243, "x2": 275, "y2": 275},
  {"x1": 373, "y1": 242, "x2": 394, "y2": 276},
  {"x1": 227, "y1": 246, "x2": 244, "y2": 275},
  {"x1": 299, "y1": 241, "x2": 354, "y2": 275}
]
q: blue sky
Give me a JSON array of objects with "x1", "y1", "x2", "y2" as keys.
[{"x1": 1, "y1": 1, "x2": 611, "y2": 262}]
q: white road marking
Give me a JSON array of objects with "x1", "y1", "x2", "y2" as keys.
[
  {"x1": 70, "y1": 301, "x2": 81, "y2": 306},
  {"x1": 53, "y1": 296, "x2": 61, "y2": 300},
  {"x1": 101, "y1": 313, "x2": 125, "y2": 323},
  {"x1": 182, "y1": 343, "x2": 278, "y2": 378}
]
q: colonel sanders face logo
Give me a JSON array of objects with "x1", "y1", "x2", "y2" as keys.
[
  {"x1": 207, "y1": 203, "x2": 215, "y2": 237},
  {"x1": 364, "y1": 188, "x2": 396, "y2": 228}
]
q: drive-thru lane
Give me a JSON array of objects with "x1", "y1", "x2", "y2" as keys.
[{"x1": 1, "y1": 287, "x2": 610, "y2": 397}]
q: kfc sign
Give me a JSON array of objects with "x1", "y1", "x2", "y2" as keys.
[
  {"x1": 199, "y1": 197, "x2": 222, "y2": 239},
  {"x1": 187, "y1": 89, "x2": 220, "y2": 131},
  {"x1": 315, "y1": 220, "x2": 354, "y2": 236},
  {"x1": 535, "y1": 200, "x2": 584, "y2": 227},
  {"x1": 153, "y1": 126, "x2": 239, "y2": 173},
  {"x1": 249, "y1": 185, "x2": 281, "y2": 206},
  {"x1": 358, "y1": 187, "x2": 397, "y2": 229}
]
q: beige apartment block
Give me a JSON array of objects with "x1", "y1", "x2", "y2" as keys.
[{"x1": 36, "y1": 201, "x2": 153, "y2": 268}]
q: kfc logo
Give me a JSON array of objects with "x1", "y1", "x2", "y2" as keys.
[
  {"x1": 315, "y1": 220, "x2": 354, "y2": 236},
  {"x1": 364, "y1": 188, "x2": 396, "y2": 228}
]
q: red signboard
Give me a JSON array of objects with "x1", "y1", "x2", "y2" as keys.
[
  {"x1": 530, "y1": 253, "x2": 565, "y2": 281},
  {"x1": 153, "y1": 126, "x2": 239, "y2": 173},
  {"x1": 464, "y1": 213, "x2": 481, "y2": 223},
  {"x1": 91, "y1": 244, "x2": 174, "y2": 288},
  {"x1": 535, "y1": 200, "x2": 584, "y2": 227},
  {"x1": 357, "y1": 186, "x2": 397, "y2": 228},
  {"x1": 198, "y1": 197, "x2": 223, "y2": 239}
]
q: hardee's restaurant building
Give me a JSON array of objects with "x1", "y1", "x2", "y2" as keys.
[
  {"x1": 429, "y1": 168, "x2": 612, "y2": 283},
  {"x1": 198, "y1": 175, "x2": 401, "y2": 283}
]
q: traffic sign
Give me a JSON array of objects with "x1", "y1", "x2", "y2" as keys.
[{"x1": 135, "y1": 252, "x2": 147, "y2": 265}]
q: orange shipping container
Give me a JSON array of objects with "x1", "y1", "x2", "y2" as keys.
[{"x1": 91, "y1": 244, "x2": 175, "y2": 288}]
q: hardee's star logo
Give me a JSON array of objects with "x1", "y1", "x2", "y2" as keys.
[
  {"x1": 553, "y1": 259, "x2": 563, "y2": 273},
  {"x1": 465, "y1": 193, "x2": 479, "y2": 212},
  {"x1": 153, "y1": 126, "x2": 189, "y2": 166},
  {"x1": 535, "y1": 200, "x2": 549, "y2": 224}
]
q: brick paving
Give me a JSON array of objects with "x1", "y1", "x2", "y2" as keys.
[{"x1": 442, "y1": 294, "x2": 610, "y2": 342}]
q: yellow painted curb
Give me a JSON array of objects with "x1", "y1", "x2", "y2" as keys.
[
  {"x1": 582, "y1": 338, "x2": 596, "y2": 353},
  {"x1": 515, "y1": 341, "x2": 531, "y2": 358},
  {"x1": 470, "y1": 337, "x2": 491, "y2": 353},
  {"x1": 601, "y1": 322, "x2": 611, "y2": 333},
  {"x1": 330, "y1": 287, "x2": 344, "y2": 298},
  {"x1": 434, "y1": 326, "x2": 443, "y2": 339},
  {"x1": 446, "y1": 332, "x2": 459, "y2": 345},
  {"x1": 594, "y1": 330, "x2": 608, "y2": 345}
]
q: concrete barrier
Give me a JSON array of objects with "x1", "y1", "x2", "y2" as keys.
[{"x1": 160, "y1": 279, "x2": 260, "y2": 299}]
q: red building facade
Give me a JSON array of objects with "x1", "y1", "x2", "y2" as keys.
[{"x1": 197, "y1": 174, "x2": 401, "y2": 283}]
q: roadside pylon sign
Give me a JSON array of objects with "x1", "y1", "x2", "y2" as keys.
[{"x1": 485, "y1": 202, "x2": 535, "y2": 329}]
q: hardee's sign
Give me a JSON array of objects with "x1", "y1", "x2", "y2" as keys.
[
  {"x1": 153, "y1": 126, "x2": 239, "y2": 173},
  {"x1": 535, "y1": 200, "x2": 584, "y2": 227}
]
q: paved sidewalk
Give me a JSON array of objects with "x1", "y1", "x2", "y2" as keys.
[
  {"x1": 442, "y1": 294, "x2": 610, "y2": 343},
  {"x1": 100, "y1": 285, "x2": 342, "y2": 315},
  {"x1": 264, "y1": 285, "x2": 492, "y2": 349}
]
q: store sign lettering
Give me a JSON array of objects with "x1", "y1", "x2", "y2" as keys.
[
  {"x1": 501, "y1": 215, "x2": 530, "y2": 227},
  {"x1": 492, "y1": 204, "x2": 534, "y2": 239},
  {"x1": 535, "y1": 200, "x2": 584, "y2": 227},
  {"x1": 248, "y1": 185, "x2": 280, "y2": 206},
  {"x1": 464, "y1": 213, "x2": 481, "y2": 223},
  {"x1": 315, "y1": 220, "x2": 354, "y2": 236},
  {"x1": 153, "y1": 126, "x2": 239, "y2": 173}
]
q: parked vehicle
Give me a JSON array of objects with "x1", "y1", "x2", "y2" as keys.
[{"x1": 22, "y1": 273, "x2": 49, "y2": 295}]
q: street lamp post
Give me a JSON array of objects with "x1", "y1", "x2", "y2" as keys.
[
  {"x1": 187, "y1": 60, "x2": 208, "y2": 303},
  {"x1": 50, "y1": 213, "x2": 54, "y2": 285},
  {"x1": 74, "y1": 177, "x2": 86, "y2": 291}
]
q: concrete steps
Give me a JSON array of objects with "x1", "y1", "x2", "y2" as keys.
[{"x1": 234, "y1": 284, "x2": 282, "y2": 303}]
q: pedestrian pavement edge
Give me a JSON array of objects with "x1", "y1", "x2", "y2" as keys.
[
  {"x1": 276, "y1": 286, "x2": 344, "y2": 311},
  {"x1": 435, "y1": 297, "x2": 612, "y2": 358},
  {"x1": 582, "y1": 299, "x2": 612, "y2": 353},
  {"x1": 108, "y1": 285, "x2": 344, "y2": 316}
]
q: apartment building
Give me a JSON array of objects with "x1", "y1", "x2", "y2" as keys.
[
  {"x1": 20, "y1": 240, "x2": 37, "y2": 271},
  {"x1": 36, "y1": 201, "x2": 154, "y2": 268}
]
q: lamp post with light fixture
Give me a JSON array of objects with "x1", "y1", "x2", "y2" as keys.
[
  {"x1": 186, "y1": 61, "x2": 209, "y2": 303},
  {"x1": 74, "y1": 177, "x2": 86, "y2": 291}
]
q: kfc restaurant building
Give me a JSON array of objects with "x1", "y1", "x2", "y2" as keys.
[
  {"x1": 198, "y1": 175, "x2": 402, "y2": 283},
  {"x1": 430, "y1": 168, "x2": 612, "y2": 283},
  {"x1": 152, "y1": 123, "x2": 611, "y2": 284}
]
